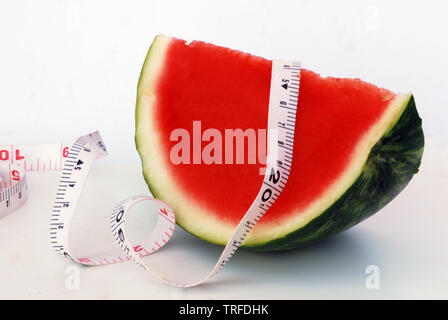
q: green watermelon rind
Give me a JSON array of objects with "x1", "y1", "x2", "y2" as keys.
[
  {"x1": 135, "y1": 37, "x2": 160, "y2": 197},
  {"x1": 135, "y1": 36, "x2": 424, "y2": 251},
  {"x1": 249, "y1": 95, "x2": 424, "y2": 251}
]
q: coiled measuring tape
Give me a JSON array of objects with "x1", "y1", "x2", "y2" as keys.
[{"x1": 0, "y1": 60, "x2": 300, "y2": 287}]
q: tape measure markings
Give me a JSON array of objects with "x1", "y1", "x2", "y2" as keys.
[{"x1": 0, "y1": 60, "x2": 301, "y2": 287}]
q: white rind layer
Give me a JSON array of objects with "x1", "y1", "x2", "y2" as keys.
[{"x1": 135, "y1": 34, "x2": 411, "y2": 246}]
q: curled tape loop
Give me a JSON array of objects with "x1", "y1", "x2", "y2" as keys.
[{"x1": 1, "y1": 61, "x2": 301, "y2": 287}]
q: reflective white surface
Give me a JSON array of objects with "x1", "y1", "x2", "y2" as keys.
[{"x1": 0, "y1": 139, "x2": 447, "y2": 299}]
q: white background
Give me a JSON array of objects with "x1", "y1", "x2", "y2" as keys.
[{"x1": 1, "y1": 0, "x2": 448, "y2": 299}]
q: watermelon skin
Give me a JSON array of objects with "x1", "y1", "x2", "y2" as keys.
[
  {"x1": 135, "y1": 35, "x2": 424, "y2": 251},
  {"x1": 251, "y1": 96, "x2": 424, "y2": 250}
]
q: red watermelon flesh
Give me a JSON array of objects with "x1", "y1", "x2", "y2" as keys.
[{"x1": 135, "y1": 34, "x2": 424, "y2": 250}]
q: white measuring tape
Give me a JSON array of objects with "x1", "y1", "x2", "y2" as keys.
[
  {"x1": 0, "y1": 143, "x2": 72, "y2": 219},
  {"x1": 0, "y1": 60, "x2": 300, "y2": 287}
]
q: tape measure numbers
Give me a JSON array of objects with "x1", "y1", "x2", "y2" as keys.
[
  {"x1": 0, "y1": 60, "x2": 301, "y2": 287},
  {"x1": 0, "y1": 143, "x2": 72, "y2": 219}
]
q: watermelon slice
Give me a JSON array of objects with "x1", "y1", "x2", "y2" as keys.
[{"x1": 135, "y1": 34, "x2": 424, "y2": 251}]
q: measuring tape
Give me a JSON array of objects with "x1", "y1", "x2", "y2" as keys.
[
  {"x1": 0, "y1": 60, "x2": 301, "y2": 287},
  {"x1": 0, "y1": 143, "x2": 72, "y2": 219}
]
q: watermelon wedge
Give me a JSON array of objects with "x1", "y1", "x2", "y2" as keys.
[{"x1": 135, "y1": 34, "x2": 424, "y2": 251}]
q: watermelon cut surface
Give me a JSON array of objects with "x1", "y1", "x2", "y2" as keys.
[{"x1": 135, "y1": 34, "x2": 424, "y2": 251}]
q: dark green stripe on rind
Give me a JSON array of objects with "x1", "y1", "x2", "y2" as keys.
[
  {"x1": 134, "y1": 39, "x2": 424, "y2": 250},
  {"x1": 249, "y1": 96, "x2": 424, "y2": 251}
]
